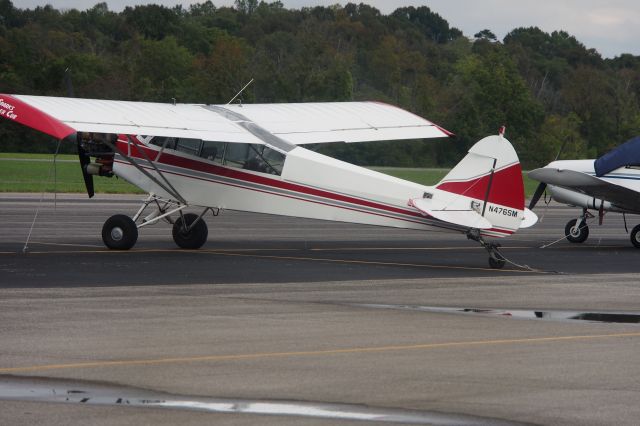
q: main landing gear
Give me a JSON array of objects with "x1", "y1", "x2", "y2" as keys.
[
  {"x1": 564, "y1": 209, "x2": 591, "y2": 244},
  {"x1": 172, "y1": 213, "x2": 209, "y2": 249},
  {"x1": 631, "y1": 224, "x2": 640, "y2": 249},
  {"x1": 564, "y1": 208, "x2": 640, "y2": 248},
  {"x1": 565, "y1": 218, "x2": 589, "y2": 243},
  {"x1": 101, "y1": 194, "x2": 216, "y2": 250},
  {"x1": 467, "y1": 229, "x2": 506, "y2": 269}
]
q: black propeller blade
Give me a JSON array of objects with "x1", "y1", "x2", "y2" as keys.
[
  {"x1": 528, "y1": 182, "x2": 547, "y2": 210},
  {"x1": 75, "y1": 134, "x2": 95, "y2": 198},
  {"x1": 63, "y1": 68, "x2": 93, "y2": 197}
]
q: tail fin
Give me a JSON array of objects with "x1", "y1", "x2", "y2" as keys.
[{"x1": 435, "y1": 134, "x2": 533, "y2": 236}]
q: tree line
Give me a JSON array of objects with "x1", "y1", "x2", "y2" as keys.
[{"x1": 1, "y1": 0, "x2": 639, "y2": 168}]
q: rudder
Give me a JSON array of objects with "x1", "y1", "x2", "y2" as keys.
[{"x1": 435, "y1": 134, "x2": 528, "y2": 236}]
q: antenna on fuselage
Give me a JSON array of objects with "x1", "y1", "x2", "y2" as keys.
[{"x1": 226, "y1": 78, "x2": 254, "y2": 106}]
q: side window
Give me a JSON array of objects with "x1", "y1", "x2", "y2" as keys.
[
  {"x1": 251, "y1": 145, "x2": 285, "y2": 175},
  {"x1": 175, "y1": 138, "x2": 202, "y2": 156},
  {"x1": 223, "y1": 143, "x2": 285, "y2": 175},
  {"x1": 224, "y1": 143, "x2": 250, "y2": 168},
  {"x1": 150, "y1": 136, "x2": 176, "y2": 150},
  {"x1": 200, "y1": 141, "x2": 225, "y2": 163}
]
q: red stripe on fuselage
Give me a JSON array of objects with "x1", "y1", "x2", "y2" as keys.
[
  {"x1": 115, "y1": 137, "x2": 518, "y2": 238},
  {"x1": 117, "y1": 137, "x2": 426, "y2": 220},
  {"x1": 115, "y1": 157, "x2": 517, "y2": 238},
  {"x1": 113, "y1": 159, "x2": 437, "y2": 228}
]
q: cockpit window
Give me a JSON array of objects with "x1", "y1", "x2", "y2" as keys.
[
  {"x1": 148, "y1": 137, "x2": 285, "y2": 175},
  {"x1": 224, "y1": 143, "x2": 285, "y2": 175},
  {"x1": 175, "y1": 138, "x2": 202, "y2": 156},
  {"x1": 200, "y1": 141, "x2": 225, "y2": 164},
  {"x1": 150, "y1": 136, "x2": 176, "y2": 150},
  {"x1": 251, "y1": 145, "x2": 285, "y2": 175}
]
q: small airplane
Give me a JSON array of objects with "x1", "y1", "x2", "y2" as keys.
[
  {"x1": 528, "y1": 136, "x2": 640, "y2": 248},
  {"x1": 0, "y1": 94, "x2": 536, "y2": 268}
]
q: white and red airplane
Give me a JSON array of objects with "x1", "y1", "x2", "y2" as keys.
[
  {"x1": 528, "y1": 136, "x2": 640, "y2": 247},
  {"x1": 0, "y1": 94, "x2": 536, "y2": 268}
]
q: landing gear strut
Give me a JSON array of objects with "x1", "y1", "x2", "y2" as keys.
[
  {"x1": 565, "y1": 209, "x2": 591, "y2": 243},
  {"x1": 172, "y1": 213, "x2": 208, "y2": 249},
  {"x1": 467, "y1": 229, "x2": 506, "y2": 269},
  {"x1": 100, "y1": 194, "x2": 216, "y2": 250}
]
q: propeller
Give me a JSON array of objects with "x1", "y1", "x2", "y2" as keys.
[
  {"x1": 76, "y1": 134, "x2": 95, "y2": 198},
  {"x1": 64, "y1": 68, "x2": 94, "y2": 198},
  {"x1": 528, "y1": 181, "x2": 547, "y2": 210},
  {"x1": 528, "y1": 136, "x2": 568, "y2": 210}
]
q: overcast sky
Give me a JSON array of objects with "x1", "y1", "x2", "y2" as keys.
[{"x1": 11, "y1": 0, "x2": 640, "y2": 58}]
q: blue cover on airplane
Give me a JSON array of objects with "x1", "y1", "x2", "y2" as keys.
[{"x1": 594, "y1": 136, "x2": 640, "y2": 177}]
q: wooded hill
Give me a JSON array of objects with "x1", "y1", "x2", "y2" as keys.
[{"x1": 1, "y1": 0, "x2": 639, "y2": 168}]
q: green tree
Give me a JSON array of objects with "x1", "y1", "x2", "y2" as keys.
[
  {"x1": 445, "y1": 48, "x2": 545, "y2": 166},
  {"x1": 127, "y1": 36, "x2": 195, "y2": 102},
  {"x1": 528, "y1": 113, "x2": 589, "y2": 166},
  {"x1": 562, "y1": 66, "x2": 615, "y2": 155},
  {"x1": 190, "y1": 36, "x2": 252, "y2": 103},
  {"x1": 390, "y1": 6, "x2": 462, "y2": 43}
]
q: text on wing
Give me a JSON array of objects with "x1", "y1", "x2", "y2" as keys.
[{"x1": 0, "y1": 99, "x2": 18, "y2": 120}]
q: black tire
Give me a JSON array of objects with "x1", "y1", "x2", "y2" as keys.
[
  {"x1": 102, "y1": 214, "x2": 138, "y2": 250},
  {"x1": 565, "y1": 218, "x2": 589, "y2": 243},
  {"x1": 488, "y1": 253, "x2": 506, "y2": 269},
  {"x1": 172, "y1": 213, "x2": 208, "y2": 249},
  {"x1": 631, "y1": 224, "x2": 640, "y2": 249}
]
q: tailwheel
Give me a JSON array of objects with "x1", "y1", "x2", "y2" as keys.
[
  {"x1": 630, "y1": 224, "x2": 640, "y2": 249},
  {"x1": 466, "y1": 230, "x2": 506, "y2": 269},
  {"x1": 102, "y1": 214, "x2": 138, "y2": 250},
  {"x1": 172, "y1": 213, "x2": 208, "y2": 249},
  {"x1": 565, "y1": 218, "x2": 589, "y2": 243}
]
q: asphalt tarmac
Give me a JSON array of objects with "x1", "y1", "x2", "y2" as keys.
[{"x1": 1, "y1": 193, "x2": 640, "y2": 425}]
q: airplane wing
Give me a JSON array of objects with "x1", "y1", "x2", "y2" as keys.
[
  {"x1": 1, "y1": 95, "x2": 450, "y2": 145},
  {"x1": 528, "y1": 168, "x2": 640, "y2": 211},
  {"x1": 216, "y1": 102, "x2": 452, "y2": 144}
]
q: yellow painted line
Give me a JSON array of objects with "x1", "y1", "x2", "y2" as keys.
[
  {"x1": 25, "y1": 241, "x2": 104, "y2": 248},
  {"x1": 0, "y1": 246, "x2": 529, "y2": 254},
  {"x1": 309, "y1": 246, "x2": 532, "y2": 251},
  {"x1": 1, "y1": 332, "x2": 638, "y2": 374}
]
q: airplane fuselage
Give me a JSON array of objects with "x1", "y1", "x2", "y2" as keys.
[
  {"x1": 113, "y1": 135, "x2": 519, "y2": 238},
  {"x1": 544, "y1": 160, "x2": 640, "y2": 214}
]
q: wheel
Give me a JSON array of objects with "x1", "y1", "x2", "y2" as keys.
[
  {"x1": 565, "y1": 218, "x2": 589, "y2": 243},
  {"x1": 488, "y1": 253, "x2": 506, "y2": 269},
  {"x1": 102, "y1": 214, "x2": 138, "y2": 250},
  {"x1": 631, "y1": 224, "x2": 640, "y2": 248},
  {"x1": 172, "y1": 213, "x2": 208, "y2": 249}
]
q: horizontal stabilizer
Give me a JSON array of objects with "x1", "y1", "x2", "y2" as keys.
[
  {"x1": 409, "y1": 198, "x2": 492, "y2": 229},
  {"x1": 521, "y1": 208, "x2": 538, "y2": 228}
]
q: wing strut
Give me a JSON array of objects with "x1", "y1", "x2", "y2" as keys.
[
  {"x1": 101, "y1": 137, "x2": 187, "y2": 205},
  {"x1": 126, "y1": 136, "x2": 187, "y2": 205}
]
